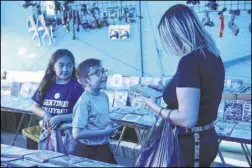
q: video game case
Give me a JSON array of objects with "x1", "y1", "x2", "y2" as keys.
[
  {"x1": 141, "y1": 77, "x2": 153, "y2": 86},
  {"x1": 122, "y1": 76, "x2": 131, "y2": 89},
  {"x1": 109, "y1": 112, "x2": 126, "y2": 121},
  {"x1": 10, "y1": 81, "x2": 23, "y2": 96},
  {"x1": 130, "y1": 84, "x2": 163, "y2": 98},
  {"x1": 112, "y1": 74, "x2": 123, "y2": 88},
  {"x1": 1, "y1": 146, "x2": 38, "y2": 158},
  {"x1": 121, "y1": 113, "x2": 142, "y2": 123},
  {"x1": 129, "y1": 76, "x2": 140, "y2": 86},
  {"x1": 130, "y1": 94, "x2": 146, "y2": 108},
  {"x1": 7, "y1": 159, "x2": 38, "y2": 167},
  {"x1": 141, "y1": 77, "x2": 162, "y2": 86},
  {"x1": 49, "y1": 155, "x2": 87, "y2": 167},
  {"x1": 24, "y1": 150, "x2": 65, "y2": 163},
  {"x1": 113, "y1": 91, "x2": 128, "y2": 107},
  {"x1": 242, "y1": 101, "x2": 251, "y2": 122},
  {"x1": 116, "y1": 106, "x2": 136, "y2": 114}
]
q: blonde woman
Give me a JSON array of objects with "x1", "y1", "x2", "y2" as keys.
[{"x1": 143, "y1": 4, "x2": 225, "y2": 167}]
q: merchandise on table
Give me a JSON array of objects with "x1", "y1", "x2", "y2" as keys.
[
  {"x1": 49, "y1": 154, "x2": 88, "y2": 166},
  {"x1": 121, "y1": 113, "x2": 142, "y2": 123},
  {"x1": 24, "y1": 150, "x2": 65, "y2": 163},
  {"x1": 109, "y1": 112, "x2": 125, "y2": 121},
  {"x1": 230, "y1": 122, "x2": 251, "y2": 140},
  {"x1": 214, "y1": 120, "x2": 237, "y2": 136},
  {"x1": 242, "y1": 101, "x2": 251, "y2": 122},
  {"x1": 224, "y1": 100, "x2": 244, "y2": 121},
  {"x1": 113, "y1": 91, "x2": 128, "y2": 107},
  {"x1": 130, "y1": 84, "x2": 162, "y2": 99},
  {"x1": 7, "y1": 159, "x2": 38, "y2": 167},
  {"x1": 1, "y1": 145, "x2": 38, "y2": 158}
]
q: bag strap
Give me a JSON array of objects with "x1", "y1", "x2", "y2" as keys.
[{"x1": 142, "y1": 115, "x2": 161, "y2": 148}]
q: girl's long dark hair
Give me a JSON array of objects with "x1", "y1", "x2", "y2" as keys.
[{"x1": 35, "y1": 49, "x2": 77, "y2": 103}]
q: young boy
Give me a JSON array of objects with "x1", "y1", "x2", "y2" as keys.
[{"x1": 72, "y1": 58, "x2": 119, "y2": 164}]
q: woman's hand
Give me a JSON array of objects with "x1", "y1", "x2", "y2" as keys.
[
  {"x1": 147, "y1": 80, "x2": 164, "y2": 91},
  {"x1": 142, "y1": 96, "x2": 159, "y2": 112},
  {"x1": 48, "y1": 115, "x2": 62, "y2": 130}
]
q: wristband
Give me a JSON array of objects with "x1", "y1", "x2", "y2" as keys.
[{"x1": 159, "y1": 107, "x2": 165, "y2": 116}]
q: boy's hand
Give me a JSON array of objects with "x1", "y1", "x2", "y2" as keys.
[
  {"x1": 48, "y1": 115, "x2": 61, "y2": 130},
  {"x1": 104, "y1": 123, "x2": 120, "y2": 136}
]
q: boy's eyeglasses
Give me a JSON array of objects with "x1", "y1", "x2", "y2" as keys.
[{"x1": 86, "y1": 68, "x2": 108, "y2": 78}]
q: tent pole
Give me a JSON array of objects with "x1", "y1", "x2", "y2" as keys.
[{"x1": 139, "y1": 1, "x2": 144, "y2": 77}]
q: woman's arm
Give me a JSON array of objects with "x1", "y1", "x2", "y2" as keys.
[
  {"x1": 72, "y1": 125, "x2": 119, "y2": 140},
  {"x1": 143, "y1": 87, "x2": 200, "y2": 128}
]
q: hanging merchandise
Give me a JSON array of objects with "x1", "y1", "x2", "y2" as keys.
[
  {"x1": 37, "y1": 14, "x2": 53, "y2": 45},
  {"x1": 202, "y1": 9, "x2": 214, "y2": 27},
  {"x1": 23, "y1": 1, "x2": 138, "y2": 45},
  {"x1": 72, "y1": 10, "x2": 76, "y2": 40},
  {"x1": 80, "y1": 4, "x2": 92, "y2": 31},
  {"x1": 218, "y1": 8, "x2": 227, "y2": 38},
  {"x1": 108, "y1": 7, "x2": 120, "y2": 25},
  {"x1": 228, "y1": 9, "x2": 240, "y2": 36},
  {"x1": 44, "y1": 1, "x2": 56, "y2": 16},
  {"x1": 27, "y1": 15, "x2": 42, "y2": 47},
  {"x1": 186, "y1": 0, "x2": 200, "y2": 5},
  {"x1": 206, "y1": 0, "x2": 218, "y2": 11},
  {"x1": 76, "y1": 10, "x2": 81, "y2": 32},
  {"x1": 124, "y1": 7, "x2": 136, "y2": 23}
]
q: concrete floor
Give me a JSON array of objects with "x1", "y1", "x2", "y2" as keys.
[{"x1": 1, "y1": 132, "x2": 250, "y2": 167}]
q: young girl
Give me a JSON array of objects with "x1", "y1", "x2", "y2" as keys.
[{"x1": 32, "y1": 49, "x2": 84, "y2": 154}]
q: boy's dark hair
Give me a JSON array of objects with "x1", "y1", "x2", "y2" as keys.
[{"x1": 76, "y1": 58, "x2": 102, "y2": 80}]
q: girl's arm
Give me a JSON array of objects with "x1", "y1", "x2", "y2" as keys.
[
  {"x1": 33, "y1": 103, "x2": 47, "y2": 118},
  {"x1": 72, "y1": 125, "x2": 119, "y2": 140},
  {"x1": 48, "y1": 113, "x2": 73, "y2": 130},
  {"x1": 53, "y1": 113, "x2": 72, "y2": 122}
]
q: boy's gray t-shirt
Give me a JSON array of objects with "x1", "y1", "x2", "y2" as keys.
[{"x1": 72, "y1": 91, "x2": 110, "y2": 145}]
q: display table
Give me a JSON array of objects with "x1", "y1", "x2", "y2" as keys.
[
  {"x1": 1, "y1": 91, "x2": 251, "y2": 167},
  {"x1": 1, "y1": 144, "x2": 122, "y2": 167},
  {"x1": 1, "y1": 94, "x2": 35, "y2": 146}
]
